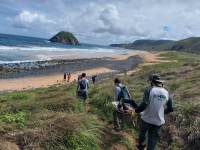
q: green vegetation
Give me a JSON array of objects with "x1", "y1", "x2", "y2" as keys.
[
  {"x1": 110, "y1": 37, "x2": 200, "y2": 53},
  {"x1": 49, "y1": 31, "x2": 79, "y2": 45},
  {"x1": 0, "y1": 51, "x2": 199, "y2": 149},
  {"x1": 0, "y1": 111, "x2": 26, "y2": 128}
]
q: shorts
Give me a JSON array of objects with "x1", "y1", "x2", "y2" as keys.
[{"x1": 77, "y1": 91, "x2": 88, "y2": 101}]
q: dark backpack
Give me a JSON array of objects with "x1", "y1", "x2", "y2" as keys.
[
  {"x1": 79, "y1": 80, "x2": 86, "y2": 90},
  {"x1": 118, "y1": 86, "x2": 131, "y2": 100},
  {"x1": 117, "y1": 86, "x2": 132, "y2": 110}
]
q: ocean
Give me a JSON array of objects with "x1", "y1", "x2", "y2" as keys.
[{"x1": 0, "y1": 33, "x2": 126, "y2": 64}]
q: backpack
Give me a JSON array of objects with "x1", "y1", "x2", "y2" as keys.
[
  {"x1": 79, "y1": 79, "x2": 87, "y2": 90},
  {"x1": 118, "y1": 86, "x2": 131, "y2": 100},
  {"x1": 117, "y1": 86, "x2": 132, "y2": 111}
]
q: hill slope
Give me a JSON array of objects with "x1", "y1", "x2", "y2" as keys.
[
  {"x1": 0, "y1": 52, "x2": 199, "y2": 149},
  {"x1": 168, "y1": 37, "x2": 200, "y2": 53},
  {"x1": 110, "y1": 37, "x2": 200, "y2": 53}
]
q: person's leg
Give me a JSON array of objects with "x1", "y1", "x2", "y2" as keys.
[
  {"x1": 85, "y1": 92, "x2": 88, "y2": 101},
  {"x1": 119, "y1": 111, "x2": 124, "y2": 129},
  {"x1": 147, "y1": 124, "x2": 161, "y2": 150},
  {"x1": 82, "y1": 91, "x2": 88, "y2": 102},
  {"x1": 113, "y1": 110, "x2": 121, "y2": 130},
  {"x1": 137, "y1": 120, "x2": 149, "y2": 150}
]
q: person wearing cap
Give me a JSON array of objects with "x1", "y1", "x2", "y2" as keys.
[{"x1": 135, "y1": 74, "x2": 173, "y2": 150}]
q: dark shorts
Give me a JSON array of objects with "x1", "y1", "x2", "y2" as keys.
[{"x1": 77, "y1": 91, "x2": 88, "y2": 101}]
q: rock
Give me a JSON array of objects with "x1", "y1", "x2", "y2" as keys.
[{"x1": 49, "y1": 31, "x2": 79, "y2": 45}]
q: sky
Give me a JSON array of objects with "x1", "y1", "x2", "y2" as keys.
[{"x1": 0, "y1": 0, "x2": 200, "y2": 45}]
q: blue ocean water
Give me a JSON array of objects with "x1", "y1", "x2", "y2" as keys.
[{"x1": 0, "y1": 33, "x2": 126, "y2": 64}]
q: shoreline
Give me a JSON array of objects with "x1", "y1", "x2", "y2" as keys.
[
  {"x1": 0, "y1": 51, "x2": 125, "y2": 76},
  {"x1": 0, "y1": 51, "x2": 163, "y2": 92}
]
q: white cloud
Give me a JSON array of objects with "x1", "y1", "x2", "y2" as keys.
[
  {"x1": 94, "y1": 4, "x2": 124, "y2": 35},
  {"x1": 99, "y1": 5, "x2": 119, "y2": 25},
  {"x1": 3, "y1": 0, "x2": 200, "y2": 44},
  {"x1": 12, "y1": 10, "x2": 55, "y2": 29}
]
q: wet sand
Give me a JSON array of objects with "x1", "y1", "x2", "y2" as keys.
[{"x1": 0, "y1": 51, "x2": 163, "y2": 92}]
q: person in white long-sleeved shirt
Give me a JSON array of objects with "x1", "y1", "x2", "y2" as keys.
[{"x1": 135, "y1": 74, "x2": 173, "y2": 150}]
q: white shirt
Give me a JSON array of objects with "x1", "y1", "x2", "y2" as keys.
[{"x1": 141, "y1": 87, "x2": 169, "y2": 126}]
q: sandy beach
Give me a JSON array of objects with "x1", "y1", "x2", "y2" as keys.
[{"x1": 0, "y1": 50, "x2": 162, "y2": 92}]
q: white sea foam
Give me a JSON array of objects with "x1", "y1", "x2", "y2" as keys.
[
  {"x1": 0, "y1": 55, "x2": 52, "y2": 64},
  {"x1": 0, "y1": 45, "x2": 119, "y2": 53},
  {"x1": 0, "y1": 60, "x2": 36, "y2": 64},
  {"x1": 36, "y1": 55, "x2": 52, "y2": 61},
  {"x1": 0, "y1": 45, "x2": 127, "y2": 64}
]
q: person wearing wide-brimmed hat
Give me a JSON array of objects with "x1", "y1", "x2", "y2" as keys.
[{"x1": 135, "y1": 74, "x2": 173, "y2": 150}]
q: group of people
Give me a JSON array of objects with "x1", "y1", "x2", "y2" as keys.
[
  {"x1": 67, "y1": 71, "x2": 173, "y2": 150},
  {"x1": 64, "y1": 72, "x2": 97, "y2": 85},
  {"x1": 63, "y1": 72, "x2": 71, "y2": 82},
  {"x1": 113, "y1": 74, "x2": 173, "y2": 150}
]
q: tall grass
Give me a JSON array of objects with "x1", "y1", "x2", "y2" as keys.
[{"x1": 0, "y1": 51, "x2": 199, "y2": 149}]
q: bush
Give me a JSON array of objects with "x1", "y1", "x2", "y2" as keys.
[{"x1": 0, "y1": 111, "x2": 27, "y2": 128}]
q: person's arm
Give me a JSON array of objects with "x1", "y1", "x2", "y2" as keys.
[
  {"x1": 76, "y1": 81, "x2": 80, "y2": 91},
  {"x1": 130, "y1": 100, "x2": 138, "y2": 109},
  {"x1": 164, "y1": 97, "x2": 173, "y2": 114},
  {"x1": 87, "y1": 80, "x2": 89, "y2": 89},
  {"x1": 135, "y1": 87, "x2": 151, "y2": 113}
]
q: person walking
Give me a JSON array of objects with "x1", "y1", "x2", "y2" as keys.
[
  {"x1": 63, "y1": 72, "x2": 66, "y2": 81},
  {"x1": 67, "y1": 73, "x2": 71, "y2": 82},
  {"x1": 113, "y1": 78, "x2": 137, "y2": 131},
  {"x1": 76, "y1": 73, "x2": 89, "y2": 101},
  {"x1": 92, "y1": 75, "x2": 97, "y2": 85},
  {"x1": 135, "y1": 74, "x2": 173, "y2": 150}
]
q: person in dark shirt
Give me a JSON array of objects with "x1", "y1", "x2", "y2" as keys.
[
  {"x1": 63, "y1": 72, "x2": 66, "y2": 81},
  {"x1": 135, "y1": 74, "x2": 173, "y2": 150},
  {"x1": 92, "y1": 75, "x2": 97, "y2": 85}
]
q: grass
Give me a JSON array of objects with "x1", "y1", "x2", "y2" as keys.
[
  {"x1": 0, "y1": 84, "x2": 102, "y2": 149},
  {"x1": 0, "y1": 51, "x2": 199, "y2": 150}
]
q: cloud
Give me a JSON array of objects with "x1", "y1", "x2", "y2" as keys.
[
  {"x1": 94, "y1": 4, "x2": 124, "y2": 35},
  {"x1": 12, "y1": 10, "x2": 55, "y2": 29},
  {"x1": 2, "y1": 0, "x2": 200, "y2": 44},
  {"x1": 99, "y1": 5, "x2": 119, "y2": 26}
]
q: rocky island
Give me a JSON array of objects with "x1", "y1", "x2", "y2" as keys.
[{"x1": 49, "y1": 31, "x2": 79, "y2": 45}]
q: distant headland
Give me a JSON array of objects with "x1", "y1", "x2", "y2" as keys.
[
  {"x1": 49, "y1": 31, "x2": 79, "y2": 45},
  {"x1": 110, "y1": 37, "x2": 200, "y2": 53}
]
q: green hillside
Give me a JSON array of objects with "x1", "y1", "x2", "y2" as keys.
[
  {"x1": 0, "y1": 52, "x2": 199, "y2": 150},
  {"x1": 110, "y1": 37, "x2": 200, "y2": 53},
  {"x1": 168, "y1": 37, "x2": 200, "y2": 53}
]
